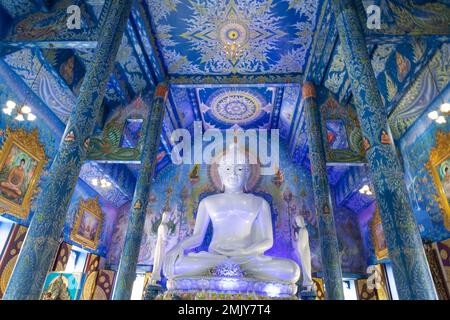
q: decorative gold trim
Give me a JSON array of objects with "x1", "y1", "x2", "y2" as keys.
[
  {"x1": 0, "y1": 127, "x2": 47, "y2": 219},
  {"x1": 70, "y1": 197, "x2": 103, "y2": 250},
  {"x1": 371, "y1": 207, "x2": 388, "y2": 260},
  {"x1": 425, "y1": 130, "x2": 450, "y2": 230}
]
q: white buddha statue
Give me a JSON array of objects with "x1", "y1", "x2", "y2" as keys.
[
  {"x1": 294, "y1": 215, "x2": 314, "y2": 291},
  {"x1": 150, "y1": 211, "x2": 170, "y2": 285},
  {"x1": 163, "y1": 150, "x2": 300, "y2": 284}
]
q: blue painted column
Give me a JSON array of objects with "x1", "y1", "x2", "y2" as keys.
[
  {"x1": 113, "y1": 84, "x2": 167, "y2": 300},
  {"x1": 3, "y1": 0, "x2": 133, "y2": 300},
  {"x1": 331, "y1": 0, "x2": 436, "y2": 300},
  {"x1": 303, "y1": 82, "x2": 344, "y2": 300}
]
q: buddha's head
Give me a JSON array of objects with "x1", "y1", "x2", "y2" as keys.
[
  {"x1": 218, "y1": 162, "x2": 250, "y2": 192},
  {"x1": 217, "y1": 145, "x2": 250, "y2": 192}
]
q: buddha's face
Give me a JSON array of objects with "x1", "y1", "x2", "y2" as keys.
[{"x1": 218, "y1": 162, "x2": 249, "y2": 191}]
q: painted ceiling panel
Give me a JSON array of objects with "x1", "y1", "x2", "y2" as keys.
[
  {"x1": 79, "y1": 162, "x2": 133, "y2": 208},
  {"x1": 389, "y1": 43, "x2": 450, "y2": 139},
  {"x1": 373, "y1": 39, "x2": 441, "y2": 113},
  {"x1": 3, "y1": 48, "x2": 75, "y2": 123},
  {"x1": 146, "y1": 0, "x2": 322, "y2": 75},
  {"x1": 168, "y1": 86, "x2": 196, "y2": 129},
  {"x1": 361, "y1": 0, "x2": 450, "y2": 37},
  {"x1": 197, "y1": 86, "x2": 276, "y2": 130}
]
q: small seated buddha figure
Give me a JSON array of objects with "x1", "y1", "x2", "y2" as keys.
[
  {"x1": 163, "y1": 150, "x2": 300, "y2": 284},
  {"x1": 0, "y1": 158, "x2": 26, "y2": 200}
]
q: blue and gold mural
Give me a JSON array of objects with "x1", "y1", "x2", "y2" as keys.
[{"x1": 147, "y1": 0, "x2": 322, "y2": 75}]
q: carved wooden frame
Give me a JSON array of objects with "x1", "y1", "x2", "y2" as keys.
[
  {"x1": 425, "y1": 130, "x2": 450, "y2": 230},
  {"x1": 70, "y1": 197, "x2": 102, "y2": 250},
  {"x1": 0, "y1": 128, "x2": 47, "y2": 219},
  {"x1": 371, "y1": 207, "x2": 388, "y2": 260}
]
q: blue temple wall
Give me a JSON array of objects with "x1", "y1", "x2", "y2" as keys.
[
  {"x1": 357, "y1": 201, "x2": 382, "y2": 266},
  {"x1": 63, "y1": 179, "x2": 120, "y2": 258},
  {"x1": 398, "y1": 44, "x2": 450, "y2": 243},
  {"x1": 0, "y1": 60, "x2": 119, "y2": 258}
]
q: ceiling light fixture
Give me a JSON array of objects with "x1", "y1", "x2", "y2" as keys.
[
  {"x1": 92, "y1": 177, "x2": 112, "y2": 189},
  {"x1": 359, "y1": 184, "x2": 373, "y2": 196},
  {"x1": 223, "y1": 41, "x2": 244, "y2": 63},
  {"x1": 426, "y1": 63, "x2": 449, "y2": 125},
  {"x1": 3, "y1": 62, "x2": 43, "y2": 122}
]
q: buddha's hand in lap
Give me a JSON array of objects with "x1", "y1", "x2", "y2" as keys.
[{"x1": 213, "y1": 246, "x2": 254, "y2": 257}]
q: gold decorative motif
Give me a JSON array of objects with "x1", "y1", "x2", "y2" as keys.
[
  {"x1": 83, "y1": 138, "x2": 90, "y2": 150},
  {"x1": 0, "y1": 127, "x2": 47, "y2": 219},
  {"x1": 371, "y1": 207, "x2": 388, "y2": 260},
  {"x1": 70, "y1": 197, "x2": 103, "y2": 250},
  {"x1": 380, "y1": 130, "x2": 392, "y2": 145},
  {"x1": 363, "y1": 137, "x2": 371, "y2": 150},
  {"x1": 41, "y1": 275, "x2": 71, "y2": 300},
  {"x1": 134, "y1": 200, "x2": 142, "y2": 209},
  {"x1": 425, "y1": 130, "x2": 450, "y2": 230},
  {"x1": 64, "y1": 130, "x2": 75, "y2": 142},
  {"x1": 312, "y1": 277, "x2": 325, "y2": 300},
  {"x1": 323, "y1": 204, "x2": 330, "y2": 215},
  {"x1": 82, "y1": 271, "x2": 98, "y2": 300}
]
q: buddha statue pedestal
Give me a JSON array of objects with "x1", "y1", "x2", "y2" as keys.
[{"x1": 158, "y1": 260, "x2": 298, "y2": 300}]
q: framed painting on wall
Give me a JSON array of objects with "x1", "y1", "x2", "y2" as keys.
[
  {"x1": 0, "y1": 128, "x2": 47, "y2": 219},
  {"x1": 425, "y1": 130, "x2": 450, "y2": 230},
  {"x1": 70, "y1": 197, "x2": 103, "y2": 250},
  {"x1": 326, "y1": 120, "x2": 349, "y2": 150},
  {"x1": 371, "y1": 207, "x2": 388, "y2": 260},
  {"x1": 41, "y1": 272, "x2": 86, "y2": 300}
]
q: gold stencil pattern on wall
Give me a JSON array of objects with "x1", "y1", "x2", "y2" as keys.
[
  {"x1": 82, "y1": 271, "x2": 98, "y2": 300},
  {"x1": 0, "y1": 224, "x2": 27, "y2": 297},
  {"x1": 312, "y1": 277, "x2": 325, "y2": 300}
]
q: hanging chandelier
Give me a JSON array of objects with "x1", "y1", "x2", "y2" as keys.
[
  {"x1": 3, "y1": 100, "x2": 36, "y2": 121},
  {"x1": 2, "y1": 60, "x2": 43, "y2": 122},
  {"x1": 223, "y1": 41, "x2": 244, "y2": 63},
  {"x1": 426, "y1": 63, "x2": 450, "y2": 124}
]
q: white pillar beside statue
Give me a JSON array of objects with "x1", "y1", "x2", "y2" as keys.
[
  {"x1": 150, "y1": 211, "x2": 170, "y2": 285},
  {"x1": 294, "y1": 215, "x2": 314, "y2": 292}
]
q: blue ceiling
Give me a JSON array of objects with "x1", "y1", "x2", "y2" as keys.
[
  {"x1": 146, "y1": 0, "x2": 321, "y2": 75},
  {"x1": 0, "y1": 0, "x2": 447, "y2": 215}
]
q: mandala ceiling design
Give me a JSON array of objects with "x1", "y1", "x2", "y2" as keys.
[
  {"x1": 194, "y1": 87, "x2": 276, "y2": 130},
  {"x1": 149, "y1": 0, "x2": 320, "y2": 75},
  {"x1": 210, "y1": 90, "x2": 261, "y2": 124}
]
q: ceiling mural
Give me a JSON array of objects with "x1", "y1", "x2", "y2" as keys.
[
  {"x1": 167, "y1": 86, "x2": 196, "y2": 129},
  {"x1": 78, "y1": 162, "x2": 133, "y2": 208},
  {"x1": 147, "y1": 0, "x2": 321, "y2": 75},
  {"x1": 361, "y1": 0, "x2": 450, "y2": 37},
  {"x1": 197, "y1": 86, "x2": 276, "y2": 129},
  {"x1": 334, "y1": 166, "x2": 375, "y2": 213},
  {"x1": 389, "y1": 43, "x2": 450, "y2": 140}
]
